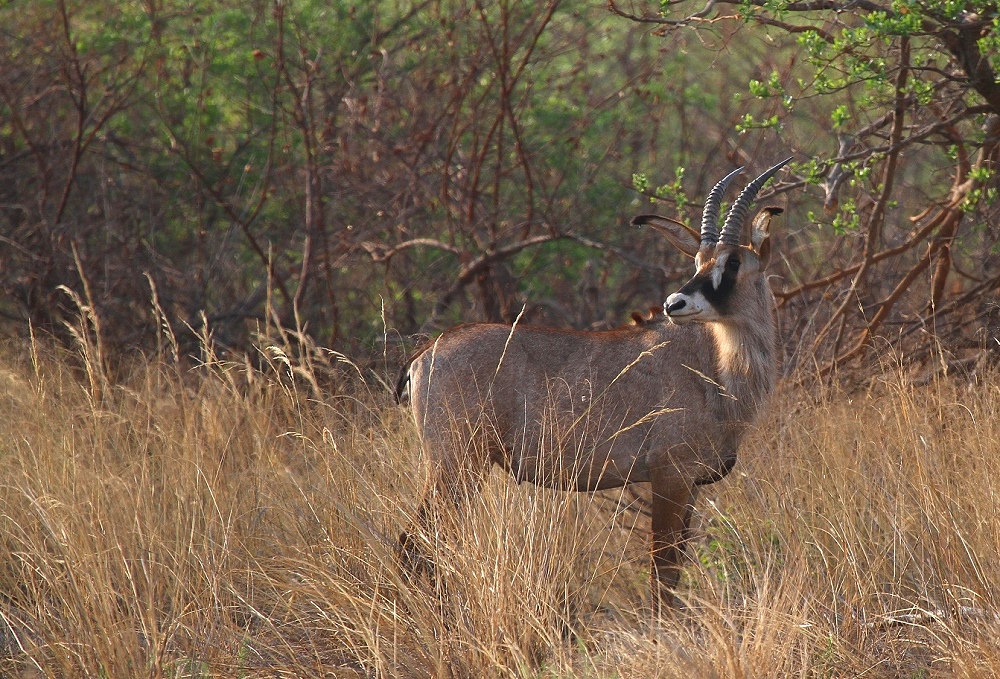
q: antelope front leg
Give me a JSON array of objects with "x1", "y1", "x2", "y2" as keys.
[{"x1": 649, "y1": 470, "x2": 695, "y2": 611}]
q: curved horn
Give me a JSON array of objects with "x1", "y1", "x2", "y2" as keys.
[
  {"x1": 719, "y1": 157, "x2": 793, "y2": 246},
  {"x1": 700, "y1": 166, "x2": 744, "y2": 247}
]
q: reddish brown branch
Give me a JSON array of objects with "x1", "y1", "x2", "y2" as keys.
[{"x1": 813, "y1": 37, "x2": 910, "y2": 361}]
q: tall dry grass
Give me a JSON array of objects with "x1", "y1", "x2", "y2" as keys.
[{"x1": 0, "y1": 326, "x2": 999, "y2": 677}]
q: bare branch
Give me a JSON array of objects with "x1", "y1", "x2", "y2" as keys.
[
  {"x1": 753, "y1": 16, "x2": 835, "y2": 43},
  {"x1": 362, "y1": 238, "x2": 464, "y2": 263},
  {"x1": 607, "y1": 0, "x2": 717, "y2": 26},
  {"x1": 565, "y1": 233, "x2": 668, "y2": 273}
]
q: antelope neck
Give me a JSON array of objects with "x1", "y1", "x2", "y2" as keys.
[{"x1": 708, "y1": 308, "x2": 776, "y2": 426}]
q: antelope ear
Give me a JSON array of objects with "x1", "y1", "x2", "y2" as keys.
[
  {"x1": 751, "y1": 206, "x2": 782, "y2": 267},
  {"x1": 751, "y1": 206, "x2": 782, "y2": 248},
  {"x1": 632, "y1": 214, "x2": 700, "y2": 258}
]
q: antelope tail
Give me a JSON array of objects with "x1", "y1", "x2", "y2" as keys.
[{"x1": 394, "y1": 365, "x2": 411, "y2": 404}]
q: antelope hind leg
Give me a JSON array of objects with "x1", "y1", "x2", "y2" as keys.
[
  {"x1": 398, "y1": 503, "x2": 433, "y2": 577},
  {"x1": 397, "y1": 437, "x2": 493, "y2": 580}
]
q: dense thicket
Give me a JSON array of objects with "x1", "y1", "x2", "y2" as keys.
[
  {"x1": 1, "y1": 0, "x2": 997, "y2": 379},
  {"x1": 618, "y1": 0, "x2": 1000, "y2": 374}
]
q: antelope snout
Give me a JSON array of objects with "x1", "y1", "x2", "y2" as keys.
[{"x1": 664, "y1": 292, "x2": 701, "y2": 323}]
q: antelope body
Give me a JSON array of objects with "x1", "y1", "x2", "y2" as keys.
[{"x1": 397, "y1": 159, "x2": 791, "y2": 606}]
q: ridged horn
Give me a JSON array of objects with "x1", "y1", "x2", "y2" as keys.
[
  {"x1": 700, "y1": 166, "x2": 744, "y2": 247},
  {"x1": 719, "y1": 157, "x2": 793, "y2": 246}
]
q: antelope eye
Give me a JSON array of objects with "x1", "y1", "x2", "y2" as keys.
[{"x1": 725, "y1": 256, "x2": 741, "y2": 272}]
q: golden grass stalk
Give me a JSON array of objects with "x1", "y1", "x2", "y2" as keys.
[{"x1": 0, "y1": 328, "x2": 998, "y2": 677}]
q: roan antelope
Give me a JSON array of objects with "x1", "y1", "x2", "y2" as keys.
[{"x1": 396, "y1": 158, "x2": 791, "y2": 607}]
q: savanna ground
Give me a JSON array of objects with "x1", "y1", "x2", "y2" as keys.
[{"x1": 0, "y1": 321, "x2": 999, "y2": 679}]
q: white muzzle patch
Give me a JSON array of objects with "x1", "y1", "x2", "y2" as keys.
[{"x1": 664, "y1": 292, "x2": 706, "y2": 323}]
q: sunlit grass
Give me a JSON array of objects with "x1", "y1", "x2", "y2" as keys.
[{"x1": 0, "y1": 329, "x2": 999, "y2": 677}]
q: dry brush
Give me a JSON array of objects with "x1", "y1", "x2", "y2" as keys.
[{"x1": 0, "y1": 332, "x2": 998, "y2": 676}]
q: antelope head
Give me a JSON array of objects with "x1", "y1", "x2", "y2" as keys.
[{"x1": 633, "y1": 158, "x2": 792, "y2": 325}]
